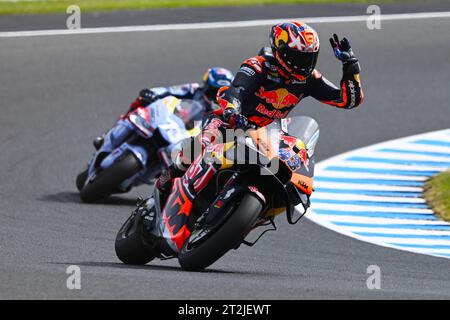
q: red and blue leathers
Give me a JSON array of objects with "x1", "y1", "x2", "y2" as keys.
[
  {"x1": 157, "y1": 46, "x2": 364, "y2": 252},
  {"x1": 215, "y1": 47, "x2": 363, "y2": 127}
]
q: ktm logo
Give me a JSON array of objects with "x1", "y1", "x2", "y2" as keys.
[
  {"x1": 255, "y1": 87, "x2": 300, "y2": 109},
  {"x1": 297, "y1": 179, "x2": 309, "y2": 190}
]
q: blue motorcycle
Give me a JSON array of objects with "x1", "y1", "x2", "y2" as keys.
[{"x1": 76, "y1": 96, "x2": 202, "y2": 202}]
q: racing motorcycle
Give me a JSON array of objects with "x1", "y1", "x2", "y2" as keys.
[
  {"x1": 114, "y1": 116, "x2": 319, "y2": 271},
  {"x1": 76, "y1": 96, "x2": 202, "y2": 202}
]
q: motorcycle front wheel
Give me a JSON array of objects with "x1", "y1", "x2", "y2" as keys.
[
  {"x1": 76, "y1": 168, "x2": 88, "y2": 191},
  {"x1": 79, "y1": 151, "x2": 141, "y2": 202},
  {"x1": 178, "y1": 193, "x2": 263, "y2": 271},
  {"x1": 115, "y1": 209, "x2": 157, "y2": 265}
]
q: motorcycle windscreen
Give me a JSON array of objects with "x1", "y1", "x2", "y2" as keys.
[
  {"x1": 261, "y1": 116, "x2": 318, "y2": 157},
  {"x1": 173, "y1": 99, "x2": 204, "y2": 131},
  {"x1": 249, "y1": 116, "x2": 319, "y2": 171},
  {"x1": 283, "y1": 116, "x2": 319, "y2": 219},
  {"x1": 268, "y1": 117, "x2": 319, "y2": 218}
]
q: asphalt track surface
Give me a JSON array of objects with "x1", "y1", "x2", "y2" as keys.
[
  {"x1": 1, "y1": 6, "x2": 450, "y2": 299},
  {"x1": 2, "y1": 1, "x2": 450, "y2": 31}
]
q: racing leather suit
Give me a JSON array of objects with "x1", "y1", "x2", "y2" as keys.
[
  {"x1": 128, "y1": 83, "x2": 219, "y2": 116},
  {"x1": 166, "y1": 46, "x2": 364, "y2": 181},
  {"x1": 96, "y1": 83, "x2": 215, "y2": 151},
  {"x1": 157, "y1": 47, "x2": 363, "y2": 251},
  {"x1": 216, "y1": 47, "x2": 363, "y2": 127}
]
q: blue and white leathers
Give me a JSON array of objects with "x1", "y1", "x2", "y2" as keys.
[{"x1": 83, "y1": 96, "x2": 200, "y2": 193}]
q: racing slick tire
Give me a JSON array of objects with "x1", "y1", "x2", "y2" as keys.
[
  {"x1": 115, "y1": 210, "x2": 157, "y2": 265},
  {"x1": 178, "y1": 193, "x2": 263, "y2": 271},
  {"x1": 79, "y1": 152, "x2": 141, "y2": 203},
  {"x1": 76, "y1": 169, "x2": 88, "y2": 191}
]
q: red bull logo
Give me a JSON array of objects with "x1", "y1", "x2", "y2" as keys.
[
  {"x1": 273, "y1": 25, "x2": 288, "y2": 48},
  {"x1": 280, "y1": 134, "x2": 297, "y2": 148},
  {"x1": 299, "y1": 148, "x2": 309, "y2": 169},
  {"x1": 255, "y1": 87, "x2": 300, "y2": 109},
  {"x1": 256, "y1": 104, "x2": 289, "y2": 119}
]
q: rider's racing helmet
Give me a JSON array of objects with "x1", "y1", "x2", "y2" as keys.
[
  {"x1": 174, "y1": 99, "x2": 203, "y2": 130},
  {"x1": 202, "y1": 67, "x2": 234, "y2": 102},
  {"x1": 269, "y1": 21, "x2": 320, "y2": 80}
]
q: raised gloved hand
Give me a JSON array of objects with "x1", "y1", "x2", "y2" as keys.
[
  {"x1": 222, "y1": 107, "x2": 249, "y2": 129},
  {"x1": 329, "y1": 34, "x2": 360, "y2": 75}
]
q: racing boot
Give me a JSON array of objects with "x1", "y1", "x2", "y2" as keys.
[
  {"x1": 155, "y1": 163, "x2": 186, "y2": 207},
  {"x1": 130, "y1": 197, "x2": 159, "y2": 249},
  {"x1": 138, "y1": 197, "x2": 157, "y2": 233}
]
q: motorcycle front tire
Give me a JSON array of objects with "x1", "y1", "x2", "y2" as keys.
[
  {"x1": 80, "y1": 151, "x2": 141, "y2": 203},
  {"x1": 178, "y1": 193, "x2": 263, "y2": 271},
  {"x1": 115, "y1": 210, "x2": 157, "y2": 265}
]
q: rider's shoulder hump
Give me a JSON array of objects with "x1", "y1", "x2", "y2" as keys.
[{"x1": 242, "y1": 56, "x2": 267, "y2": 74}]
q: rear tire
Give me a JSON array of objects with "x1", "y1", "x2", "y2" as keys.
[
  {"x1": 115, "y1": 213, "x2": 156, "y2": 265},
  {"x1": 80, "y1": 152, "x2": 141, "y2": 202},
  {"x1": 178, "y1": 193, "x2": 262, "y2": 271}
]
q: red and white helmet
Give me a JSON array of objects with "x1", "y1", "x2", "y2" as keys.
[{"x1": 270, "y1": 21, "x2": 320, "y2": 80}]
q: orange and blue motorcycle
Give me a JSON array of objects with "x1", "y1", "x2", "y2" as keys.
[{"x1": 114, "y1": 116, "x2": 319, "y2": 271}]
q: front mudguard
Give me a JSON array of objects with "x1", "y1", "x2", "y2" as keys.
[
  {"x1": 84, "y1": 121, "x2": 135, "y2": 184},
  {"x1": 100, "y1": 142, "x2": 149, "y2": 170},
  {"x1": 258, "y1": 165, "x2": 311, "y2": 224},
  {"x1": 203, "y1": 185, "x2": 266, "y2": 227},
  {"x1": 83, "y1": 143, "x2": 150, "y2": 192},
  {"x1": 101, "y1": 143, "x2": 155, "y2": 191}
]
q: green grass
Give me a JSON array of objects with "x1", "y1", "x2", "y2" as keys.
[
  {"x1": 424, "y1": 170, "x2": 450, "y2": 222},
  {"x1": 0, "y1": 0, "x2": 401, "y2": 16}
]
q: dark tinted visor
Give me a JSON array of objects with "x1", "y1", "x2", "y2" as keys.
[{"x1": 282, "y1": 47, "x2": 319, "y2": 76}]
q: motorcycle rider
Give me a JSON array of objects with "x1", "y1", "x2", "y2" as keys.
[
  {"x1": 152, "y1": 22, "x2": 364, "y2": 251},
  {"x1": 93, "y1": 67, "x2": 234, "y2": 150}
]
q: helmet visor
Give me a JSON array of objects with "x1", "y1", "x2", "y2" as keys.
[{"x1": 281, "y1": 47, "x2": 319, "y2": 77}]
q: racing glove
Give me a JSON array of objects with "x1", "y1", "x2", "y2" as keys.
[
  {"x1": 222, "y1": 107, "x2": 248, "y2": 129},
  {"x1": 329, "y1": 34, "x2": 361, "y2": 75},
  {"x1": 129, "y1": 88, "x2": 157, "y2": 111},
  {"x1": 138, "y1": 89, "x2": 157, "y2": 105}
]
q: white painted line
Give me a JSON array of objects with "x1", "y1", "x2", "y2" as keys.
[
  {"x1": 356, "y1": 151, "x2": 450, "y2": 162},
  {"x1": 327, "y1": 161, "x2": 448, "y2": 172},
  {"x1": 317, "y1": 171, "x2": 429, "y2": 181},
  {"x1": 310, "y1": 203, "x2": 434, "y2": 214},
  {"x1": 312, "y1": 193, "x2": 426, "y2": 203},
  {"x1": 315, "y1": 215, "x2": 446, "y2": 225},
  {"x1": 419, "y1": 134, "x2": 450, "y2": 143},
  {"x1": 381, "y1": 142, "x2": 450, "y2": 154},
  {"x1": 349, "y1": 237, "x2": 450, "y2": 246},
  {"x1": 397, "y1": 248, "x2": 450, "y2": 255},
  {"x1": 314, "y1": 181, "x2": 423, "y2": 192},
  {"x1": 1, "y1": 11, "x2": 450, "y2": 38},
  {"x1": 338, "y1": 226, "x2": 450, "y2": 236}
]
